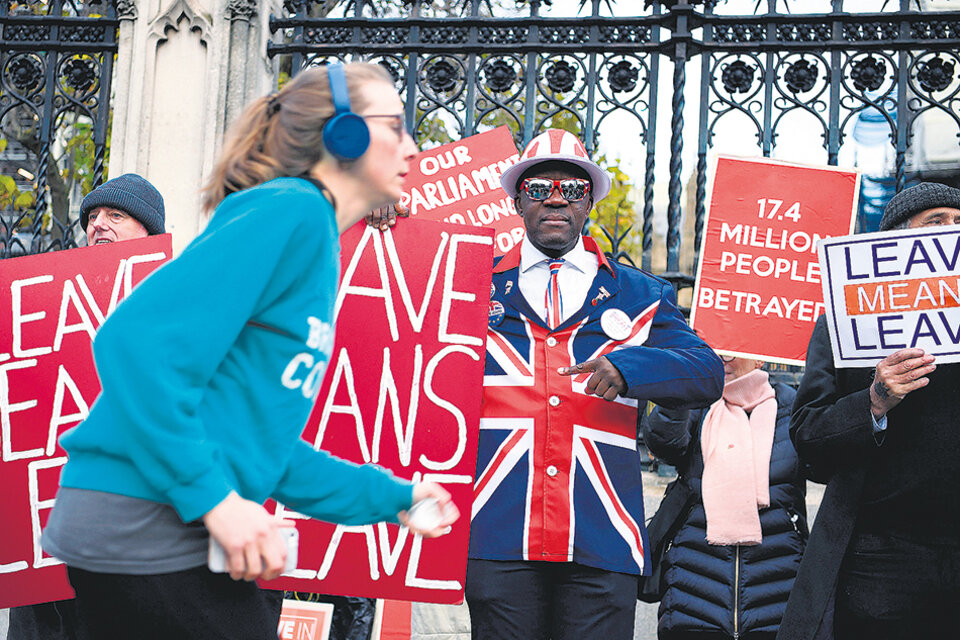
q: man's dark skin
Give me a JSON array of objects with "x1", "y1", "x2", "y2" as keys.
[
  {"x1": 514, "y1": 160, "x2": 627, "y2": 401},
  {"x1": 514, "y1": 160, "x2": 593, "y2": 258},
  {"x1": 367, "y1": 160, "x2": 628, "y2": 400}
]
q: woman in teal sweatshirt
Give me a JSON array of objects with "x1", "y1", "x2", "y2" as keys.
[{"x1": 42, "y1": 63, "x2": 458, "y2": 639}]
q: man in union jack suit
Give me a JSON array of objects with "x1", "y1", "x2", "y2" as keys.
[{"x1": 464, "y1": 129, "x2": 724, "y2": 639}]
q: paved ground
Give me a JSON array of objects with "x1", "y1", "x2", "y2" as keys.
[{"x1": 0, "y1": 473, "x2": 825, "y2": 640}]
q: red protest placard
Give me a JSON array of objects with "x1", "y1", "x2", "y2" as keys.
[
  {"x1": 399, "y1": 126, "x2": 522, "y2": 257},
  {"x1": 264, "y1": 219, "x2": 493, "y2": 604},
  {"x1": 0, "y1": 235, "x2": 173, "y2": 608},
  {"x1": 690, "y1": 156, "x2": 859, "y2": 365},
  {"x1": 278, "y1": 600, "x2": 334, "y2": 640}
]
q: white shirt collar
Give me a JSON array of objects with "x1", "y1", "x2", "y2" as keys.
[{"x1": 519, "y1": 236, "x2": 593, "y2": 274}]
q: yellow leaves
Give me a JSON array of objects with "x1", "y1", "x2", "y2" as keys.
[
  {"x1": 14, "y1": 190, "x2": 35, "y2": 208},
  {"x1": 0, "y1": 157, "x2": 37, "y2": 212},
  {"x1": 0, "y1": 174, "x2": 16, "y2": 193},
  {"x1": 591, "y1": 156, "x2": 641, "y2": 261}
]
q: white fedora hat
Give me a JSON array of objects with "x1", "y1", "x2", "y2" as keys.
[{"x1": 500, "y1": 129, "x2": 611, "y2": 201}]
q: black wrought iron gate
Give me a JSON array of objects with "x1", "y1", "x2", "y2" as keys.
[
  {"x1": 1, "y1": 0, "x2": 958, "y2": 282},
  {"x1": 0, "y1": 0, "x2": 117, "y2": 257},
  {"x1": 268, "y1": 0, "x2": 960, "y2": 294}
]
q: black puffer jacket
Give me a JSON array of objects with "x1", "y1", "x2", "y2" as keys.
[{"x1": 642, "y1": 382, "x2": 807, "y2": 639}]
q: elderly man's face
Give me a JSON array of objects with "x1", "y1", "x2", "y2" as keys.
[
  {"x1": 515, "y1": 163, "x2": 593, "y2": 258},
  {"x1": 908, "y1": 206, "x2": 960, "y2": 228},
  {"x1": 86, "y1": 206, "x2": 149, "y2": 245}
]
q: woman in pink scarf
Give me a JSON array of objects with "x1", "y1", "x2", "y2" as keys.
[{"x1": 641, "y1": 356, "x2": 808, "y2": 640}]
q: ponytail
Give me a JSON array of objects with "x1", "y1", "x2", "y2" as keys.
[{"x1": 201, "y1": 62, "x2": 394, "y2": 212}]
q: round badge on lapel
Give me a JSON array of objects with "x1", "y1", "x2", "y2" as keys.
[
  {"x1": 489, "y1": 300, "x2": 505, "y2": 327},
  {"x1": 600, "y1": 308, "x2": 632, "y2": 341},
  {"x1": 490, "y1": 282, "x2": 496, "y2": 299}
]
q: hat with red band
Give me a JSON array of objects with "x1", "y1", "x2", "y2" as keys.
[{"x1": 500, "y1": 129, "x2": 611, "y2": 201}]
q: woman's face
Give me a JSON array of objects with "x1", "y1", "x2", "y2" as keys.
[
  {"x1": 722, "y1": 355, "x2": 763, "y2": 382},
  {"x1": 354, "y1": 81, "x2": 418, "y2": 207}
]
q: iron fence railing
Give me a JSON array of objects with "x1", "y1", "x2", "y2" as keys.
[
  {"x1": 2, "y1": 0, "x2": 958, "y2": 274},
  {"x1": 269, "y1": 0, "x2": 960, "y2": 294},
  {"x1": 0, "y1": 0, "x2": 117, "y2": 257}
]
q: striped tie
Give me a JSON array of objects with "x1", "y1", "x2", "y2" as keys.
[{"x1": 545, "y1": 259, "x2": 564, "y2": 329}]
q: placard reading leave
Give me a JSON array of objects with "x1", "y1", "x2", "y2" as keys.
[
  {"x1": 0, "y1": 235, "x2": 172, "y2": 608},
  {"x1": 819, "y1": 226, "x2": 960, "y2": 367},
  {"x1": 264, "y1": 219, "x2": 493, "y2": 604}
]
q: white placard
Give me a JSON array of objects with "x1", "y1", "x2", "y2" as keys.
[{"x1": 818, "y1": 226, "x2": 960, "y2": 367}]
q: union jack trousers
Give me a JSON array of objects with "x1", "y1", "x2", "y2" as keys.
[{"x1": 469, "y1": 238, "x2": 724, "y2": 575}]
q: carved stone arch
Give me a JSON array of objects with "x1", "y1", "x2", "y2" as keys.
[
  {"x1": 109, "y1": 0, "x2": 273, "y2": 252},
  {"x1": 148, "y1": 0, "x2": 213, "y2": 47},
  {"x1": 128, "y1": 0, "x2": 216, "y2": 242}
]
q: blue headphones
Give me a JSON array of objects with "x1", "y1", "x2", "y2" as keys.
[{"x1": 322, "y1": 63, "x2": 370, "y2": 161}]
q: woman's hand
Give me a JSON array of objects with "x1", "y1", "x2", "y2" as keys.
[
  {"x1": 203, "y1": 492, "x2": 293, "y2": 581},
  {"x1": 398, "y1": 482, "x2": 460, "y2": 538},
  {"x1": 364, "y1": 202, "x2": 409, "y2": 231}
]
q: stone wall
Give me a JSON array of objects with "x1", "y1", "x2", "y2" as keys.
[{"x1": 109, "y1": 0, "x2": 277, "y2": 253}]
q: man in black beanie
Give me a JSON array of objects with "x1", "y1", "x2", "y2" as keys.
[
  {"x1": 777, "y1": 182, "x2": 960, "y2": 640},
  {"x1": 80, "y1": 173, "x2": 166, "y2": 245},
  {"x1": 7, "y1": 173, "x2": 166, "y2": 640}
]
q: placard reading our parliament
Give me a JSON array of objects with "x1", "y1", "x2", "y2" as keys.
[{"x1": 400, "y1": 126, "x2": 522, "y2": 257}]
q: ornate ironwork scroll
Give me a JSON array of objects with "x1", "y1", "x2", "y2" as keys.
[
  {"x1": 270, "y1": 0, "x2": 662, "y2": 270},
  {"x1": 270, "y1": 0, "x2": 960, "y2": 289},
  {"x1": 0, "y1": 0, "x2": 117, "y2": 257}
]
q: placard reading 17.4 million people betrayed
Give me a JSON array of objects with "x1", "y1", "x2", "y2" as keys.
[{"x1": 691, "y1": 156, "x2": 859, "y2": 365}]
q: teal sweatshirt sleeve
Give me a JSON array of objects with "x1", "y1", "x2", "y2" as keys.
[
  {"x1": 75, "y1": 185, "x2": 326, "y2": 522},
  {"x1": 274, "y1": 440, "x2": 415, "y2": 525}
]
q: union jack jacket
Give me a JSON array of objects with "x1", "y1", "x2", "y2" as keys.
[{"x1": 469, "y1": 238, "x2": 724, "y2": 575}]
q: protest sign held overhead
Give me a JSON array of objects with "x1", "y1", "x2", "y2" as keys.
[
  {"x1": 819, "y1": 226, "x2": 960, "y2": 368},
  {"x1": 691, "y1": 156, "x2": 859, "y2": 364},
  {"x1": 0, "y1": 235, "x2": 172, "y2": 608},
  {"x1": 264, "y1": 219, "x2": 493, "y2": 604},
  {"x1": 400, "y1": 126, "x2": 522, "y2": 256}
]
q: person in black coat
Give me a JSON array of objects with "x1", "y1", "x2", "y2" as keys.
[
  {"x1": 776, "y1": 182, "x2": 960, "y2": 640},
  {"x1": 643, "y1": 357, "x2": 807, "y2": 640}
]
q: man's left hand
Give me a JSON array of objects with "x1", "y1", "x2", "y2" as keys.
[
  {"x1": 558, "y1": 357, "x2": 626, "y2": 400},
  {"x1": 365, "y1": 202, "x2": 409, "y2": 231}
]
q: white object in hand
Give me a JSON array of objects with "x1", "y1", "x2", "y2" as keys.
[
  {"x1": 207, "y1": 527, "x2": 299, "y2": 574},
  {"x1": 407, "y1": 497, "x2": 445, "y2": 531}
]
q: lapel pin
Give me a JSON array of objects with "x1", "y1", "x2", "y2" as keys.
[
  {"x1": 591, "y1": 286, "x2": 611, "y2": 306},
  {"x1": 489, "y1": 300, "x2": 505, "y2": 327}
]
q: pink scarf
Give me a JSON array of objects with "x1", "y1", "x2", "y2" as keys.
[{"x1": 700, "y1": 369, "x2": 777, "y2": 546}]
